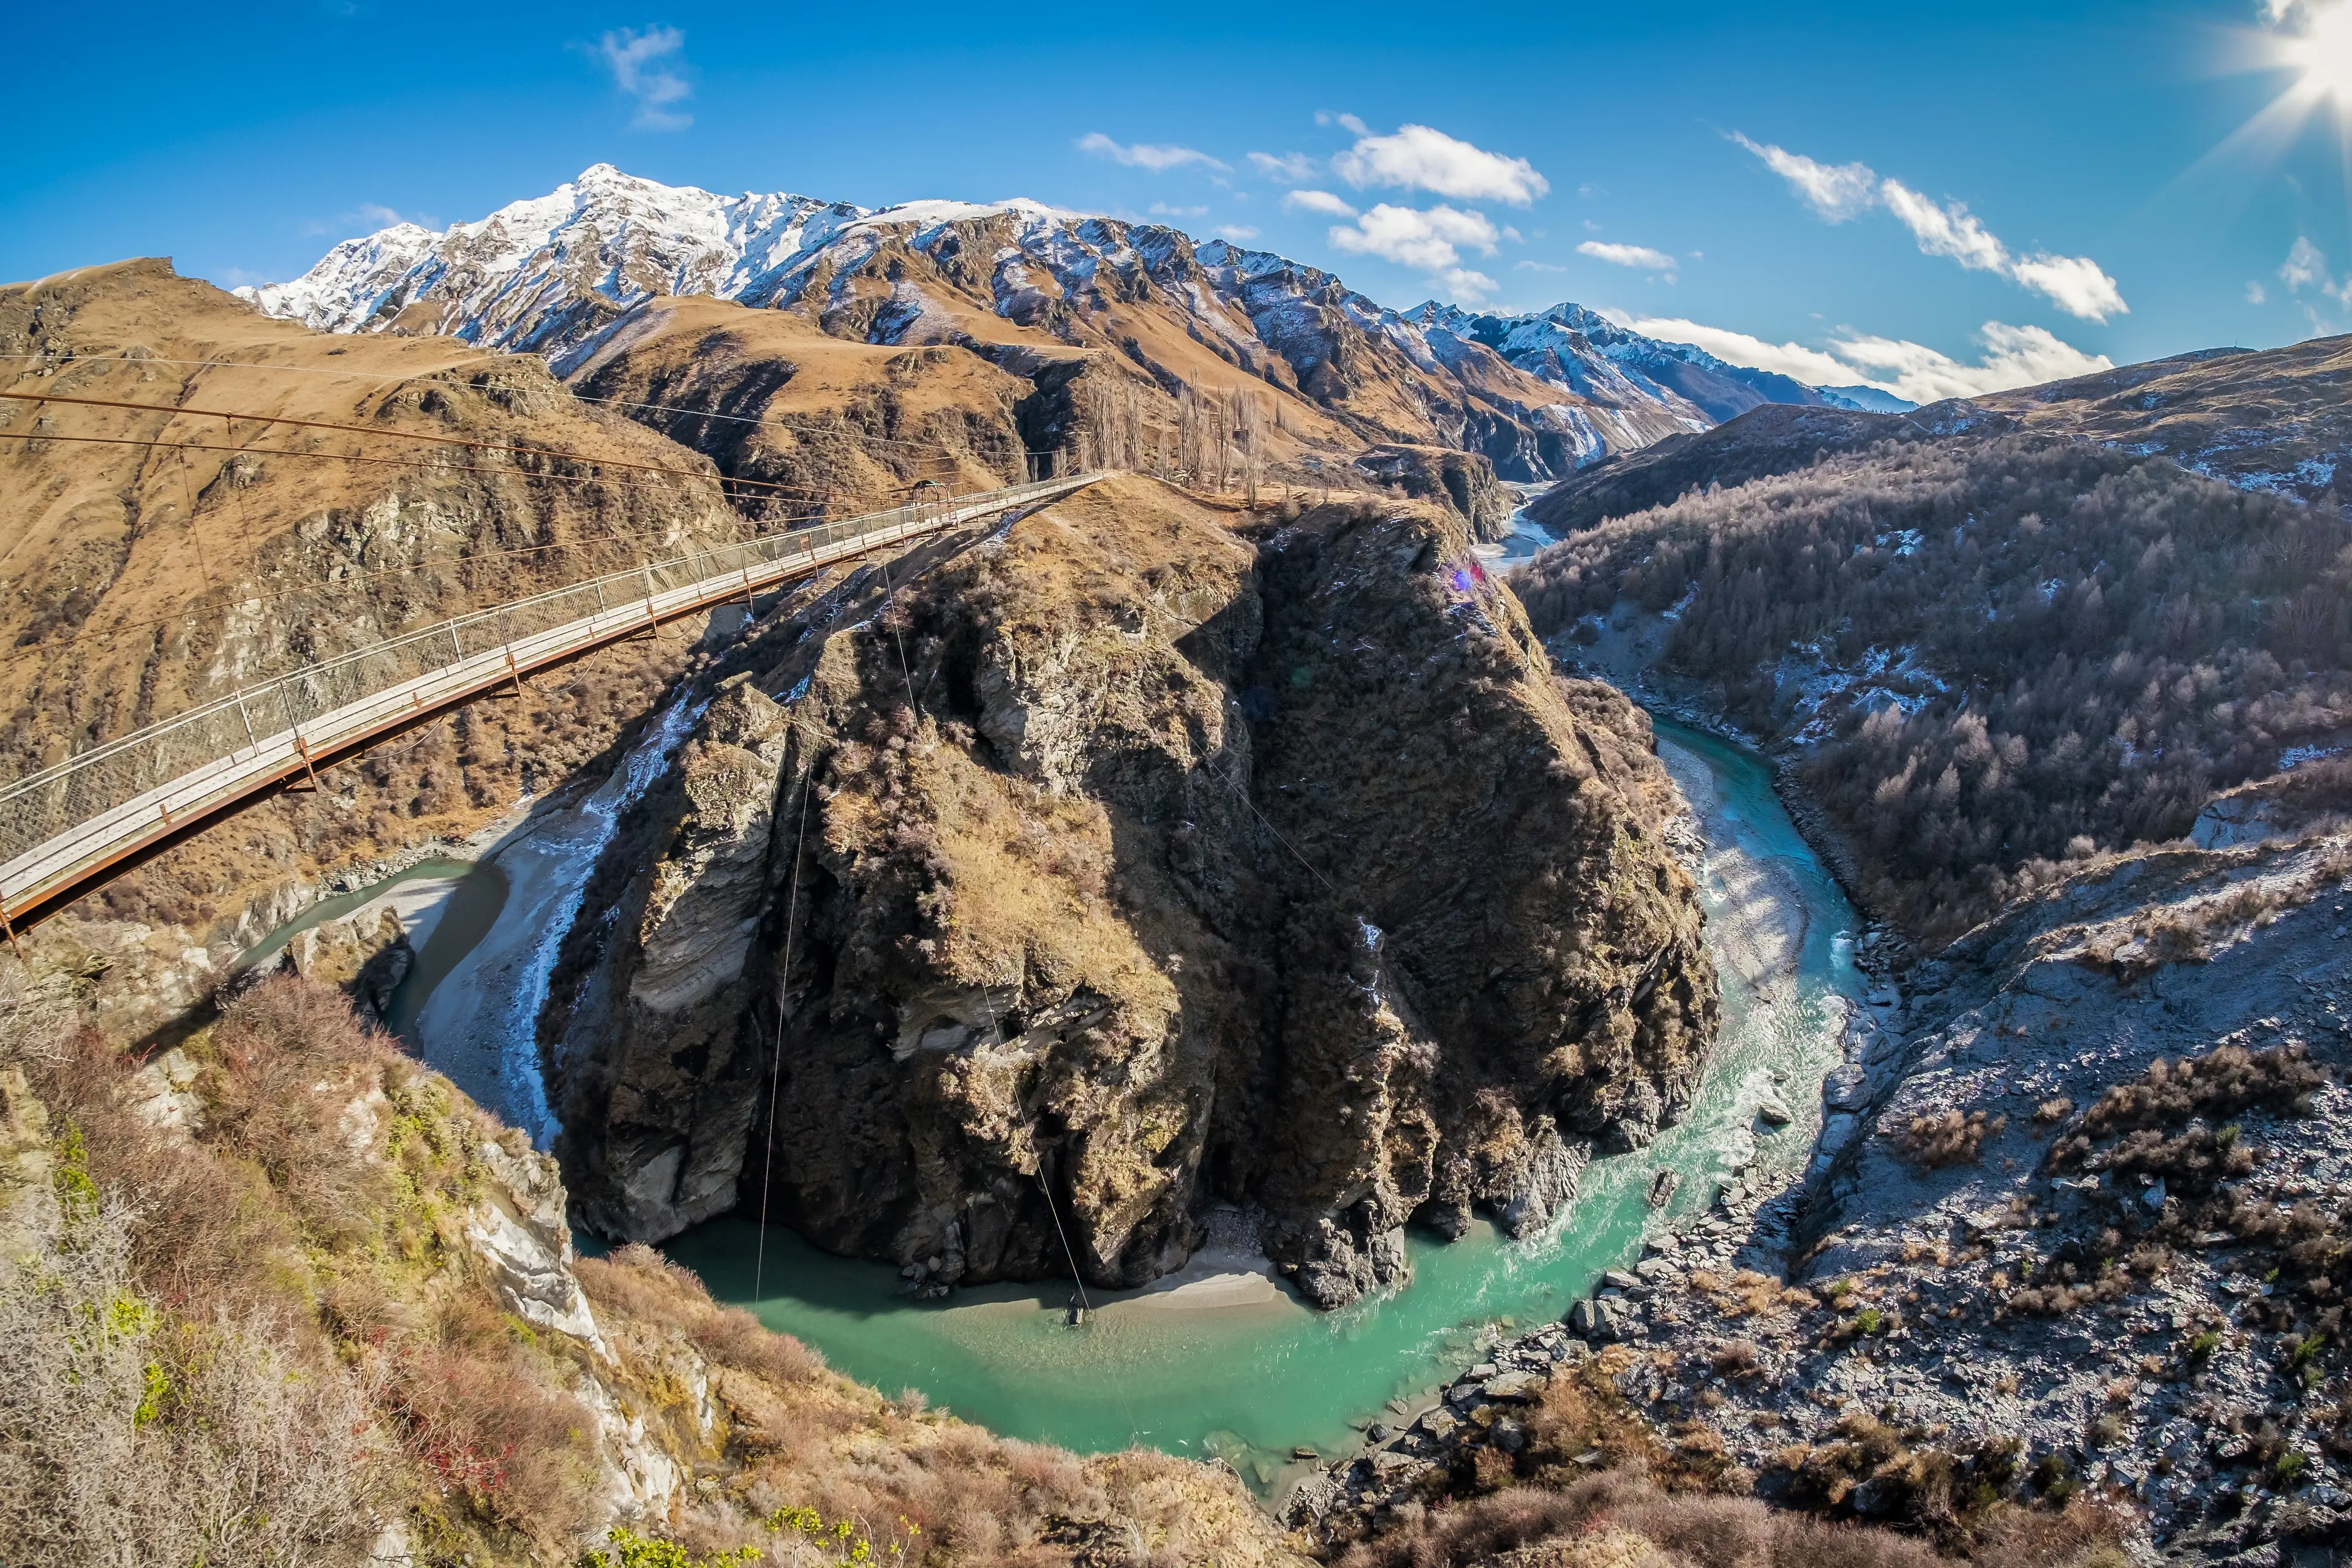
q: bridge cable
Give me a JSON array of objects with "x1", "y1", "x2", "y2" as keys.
[
  {"x1": 168, "y1": 442, "x2": 219, "y2": 593},
  {"x1": 0, "y1": 388, "x2": 806, "y2": 500},
  {"x1": 0, "y1": 399, "x2": 843, "y2": 505},
  {"x1": 0, "y1": 428, "x2": 843, "y2": 510},
  {"x1": 753, "y1": 733, "x2": 818, "y2": 1301},
  {"x1": 1, "y1": 352, "x2": 1082, "y2": 459},
  {"x1": 1205, "y1": 761, "x2": 1335, "y2": 894},
  {"x1": 854, "y1": 505, "x2": 1148, "y2": 1444}
]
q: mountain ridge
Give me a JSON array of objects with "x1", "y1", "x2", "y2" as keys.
[{"x1": 239, "y1": 164, "x2": 1894, "y2": 482}]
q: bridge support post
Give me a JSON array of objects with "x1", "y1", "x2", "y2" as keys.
[
  {"x1": 290, "y1": 730, "x2": 322, "y2": 792},
  {"x1": 0, "y1": 903, "x2": 20, "y2": 960}
]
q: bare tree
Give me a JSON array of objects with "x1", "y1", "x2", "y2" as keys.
[
  {"x1": 1238, "y1": 394, "x2": 1265, "y2": 507},
  {"x1": 0, "y1": 1196, "x2": 384, "y2": 1567}
]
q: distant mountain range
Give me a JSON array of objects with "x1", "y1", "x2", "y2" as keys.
[{"x1": 241, "y1": 165, "x2": 1905, "y2": 481}]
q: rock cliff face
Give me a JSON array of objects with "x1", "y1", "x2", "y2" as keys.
[
  {"x1": 547, "y1": 476, "x2": 1714, "y2": 1305},
  {"x1": 1351, "y1": 443, "x2": 1515, "y2": 541}
]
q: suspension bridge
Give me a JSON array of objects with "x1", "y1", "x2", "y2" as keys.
[{"x1": 0, "y1": 473, "x2": 1099, "y2": 941}]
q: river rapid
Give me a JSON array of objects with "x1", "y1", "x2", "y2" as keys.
[{"x1": 261, "y1": 703, "x2": 1864, "y2": 1494}]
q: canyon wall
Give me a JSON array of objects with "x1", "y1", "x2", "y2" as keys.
[{"x1": 545, "y1": 475, "x2": 1716, "y2": 1305}]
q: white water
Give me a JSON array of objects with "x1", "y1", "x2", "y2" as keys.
[{"x1": 411, "y1": 692, "x2": 707, "y2": 1145}]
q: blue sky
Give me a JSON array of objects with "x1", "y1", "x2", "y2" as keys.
[{"x1": 10, "y1": 1, "x2": 2352, "y2": 398}]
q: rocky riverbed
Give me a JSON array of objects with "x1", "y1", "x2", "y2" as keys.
[{"x1": 1296, "y1": 818, "x2": 2352, "y2": 1565}]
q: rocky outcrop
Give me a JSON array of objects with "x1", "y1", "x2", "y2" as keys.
[
  {"x1": 1351, "y1": 443, "x2": 1515, "y2": 540},
  {"x1": 0, "y1": 1066, "x2": 57, "y2": 1262},
  {"x1": 546, "y1": 680, "x2": 794, "y2": 1240},
  {"x1": 548, "y1": 475, "x2": 1715, "y2": 1306},
  {"x1": 276, "y1": 906, "x2": 413, "y2": 1023}
]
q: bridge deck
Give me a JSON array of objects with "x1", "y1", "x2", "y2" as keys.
[{"x1": 0, "y1": 475, "x2": 1097, "y2": 933}]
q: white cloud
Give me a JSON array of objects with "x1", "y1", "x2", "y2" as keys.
[
  {"x1": 1731, "y1": 134, "x2": 1877, "y2": 222},
  {"x1": 1577, "y1": 240, "x2": 1676, "y2": 271},
  {"x1": 1515, "y1": 259, "x2": 1569, "y2": 273},
  {"x1": 1621, "y1": 315, "x2": 2111, "y2": 404},
  {"x1": 1877, "y1": 180, "x2": 2008, "y2": 272},
  {"x1": 1440, "y1": 268, "x2": 1499, "y2": 304},
  {"x1": 1148, "y1": 202, "x2": 1208, "y2": 217},
  {"x1": 1219, "y1": 225, "x2": 1261, "y2": 241},
  {"x1": 1077, "y1": 132, "x2": 1226, "y2": 173},
  {"x1": 2248, "y1": 280, "x2": 2269, "y2": 304},
  {"x1": 2282, "y1": 236, "x2": 2329, "y2": 290},
  {"x1": 595, "y1": 26, "x2": 693, "y2": 131},
  {"x1": 2007, "y1": 252, "x2": 2129, "y2": 322},
  {"x1": 1618, "y1": 317, "x2": 1862, "y2": 386},
  {"x1": 1316, "y1": 110, "x2": 1370, "y2": 135},
  {"x1": 2274, "y1": 236, "x2": 2352, "y2": 315},
  {"x1": 1283, "y1": 188, "x2": 1358, "y2": 217},
  {"x1": 1733, "y1": 134, "x2": 2127, "y2": 322},
  {"x1": 1830, "y1": 323, "x2": 2112, "y2": 402},
  {"x1": 1333, "y1": 124, "x2": 1548, "y2": 205},
  {"x1": 1249, "y1": 151, "x2": 1322, "y2": 183},
  {"x1": 1326, "y1": 203, "x2": 1500, "y2": 271}
]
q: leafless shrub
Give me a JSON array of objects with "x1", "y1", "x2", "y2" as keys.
[
  {"x1": 2078, "y1": 1044, "x2": 2323, "y2": 1136},
  {"x1": 1335, "y1": 1468, "x2": 1955, "y2": 1568},
  {"x1": 1897, "y1": 1109, "x2": 2006, "y2": 1168},
  {"x1": 581, "y1": 1243, "x2": 827, "y2": 1387},
  {"x1": 0, "y1": 1197, "x2": 383, "y2": 1566},
  {"x1": 1712, "y1": 1339, "x2": 1763, "y2": 1378}
]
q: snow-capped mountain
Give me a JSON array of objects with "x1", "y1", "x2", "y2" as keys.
[
  {"x1": 241, "y1": 165, "x2": 1891, "y2": 479},
  {"x1": 1428, "y1": 302, "x2": 1874, "y2": 425}
]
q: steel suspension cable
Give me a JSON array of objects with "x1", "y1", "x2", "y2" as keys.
[
  {"x1": 1, "y1": 352, "x2": 1077, "y2": 458},
  {"x1": 753, "y1": 733, "x2": 818, "y2": 1301}
]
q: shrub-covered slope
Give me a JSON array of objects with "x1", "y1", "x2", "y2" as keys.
[
  {"x1": 0, "y1": 965, "x2": 1300, "y2": 1567},
  {"x1": 1515, "y1": 435, "x2": 2352, "y2": 937}
]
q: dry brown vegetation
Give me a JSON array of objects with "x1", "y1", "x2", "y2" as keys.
[
  {"x1": 0, "y1": 967, "x2": 1297, "y2": 1566},
  {"x1": 1896, "y1": 1109, "x2": 2007, "y2": 1169},
  {"x1": 0, "y1": 260, "x2": 742, "y2": 766},
  {"x1": 1335, "y1": 1465, "x2": 2130, "y2": 1568},
  {"x1": 2075, "y1": 1042, "x2": 2323, "y2": 1137}
]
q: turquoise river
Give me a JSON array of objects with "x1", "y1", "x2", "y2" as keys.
[{"x1": 662, "y1": 718, "x2": 1868, "y2": 1492}]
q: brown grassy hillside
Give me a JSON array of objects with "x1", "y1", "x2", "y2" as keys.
[
  {"x1": 0, "y1": 259, "x2": 746, "y2": 764},
  {"x1": 565, "y1": 294, "x2": 1049, "y2": 518},
  {"x1": 0, "y1": 963, "x2": 1306, "y2": 1567},
  {"x1": 1978, "y1": 335, "x2": 2352, "y2": 500}
]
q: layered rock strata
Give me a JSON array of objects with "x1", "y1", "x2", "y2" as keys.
[{"x1": 546, "y1": 476, "x2": 1715, "y2": 1305}]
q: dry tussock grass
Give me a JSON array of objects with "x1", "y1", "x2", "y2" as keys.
[
  {"x1": 2076, "y1": 1042, "x2": 2322, "y2": 1136},
  {"x1": 1686, "y1": 1268, "x2": 1816, "y2": 1319},
  {"x1": 1332, "y1": 1468, "x2": 2079, "y2": 1568},
  {"x1": 824, "y1": 707, "x2": 1178, "y2": 1023}
]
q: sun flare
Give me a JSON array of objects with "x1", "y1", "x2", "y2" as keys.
[{"x1": 2290, "y1": 0, "x2": 2352, "y2": 104}]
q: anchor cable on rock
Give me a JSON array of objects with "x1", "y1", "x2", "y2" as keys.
[{"x1": 753, "y1": 731, "x2": 818, "y2": 1302}]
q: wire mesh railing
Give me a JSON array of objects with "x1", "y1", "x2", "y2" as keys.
[{"x1": 0, "y1": 475, "x2": 1090, "y2": 903}]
